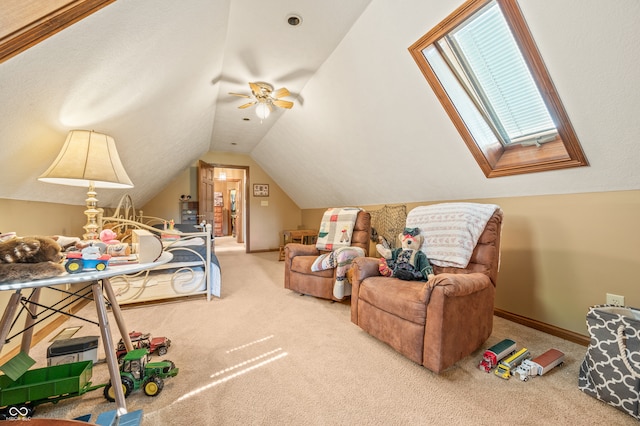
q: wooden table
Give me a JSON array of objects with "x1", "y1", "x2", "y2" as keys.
[
  {"x1": 279, "y1": 229, "x2": 318, "y2": 260},
  {"x1": 0, "y1": 252, "x2": 172, "y2": 417}
]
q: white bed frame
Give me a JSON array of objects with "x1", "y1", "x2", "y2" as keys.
[{"x1": 98, "y1": 195, "x2": 218, "y2": 305}]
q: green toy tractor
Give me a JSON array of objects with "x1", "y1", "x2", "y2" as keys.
[{"x1": 103, "y1": 348, "x2": 179, "y2": 401}]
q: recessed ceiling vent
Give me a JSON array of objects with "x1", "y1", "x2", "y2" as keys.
[{"x1": 287, "y1": 14, "x2": 302, "y2": 26}]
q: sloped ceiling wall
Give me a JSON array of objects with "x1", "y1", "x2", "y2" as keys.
[
  {"x1": 0, "y1": 0, "x2": 638, "y2": 210},
  {"x1": 253, "y1": 0, "x2": 640, "y2": 209},
  {"x1": 0, "y1": 0, "x2": 230, "y2": 207}
]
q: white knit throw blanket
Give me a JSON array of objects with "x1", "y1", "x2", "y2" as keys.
[{"x1": 406, "y1": 203, "x2": 500, "y2": 268}]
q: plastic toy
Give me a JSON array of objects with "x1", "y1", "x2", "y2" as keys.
[
  {"x1": 65, "y1": 245, "x2": 111, "y2": 273},
  {"x1": 103, "y1": 348, "x2": 179, "y2": 401},
  {"x1": 514, "y1": 348, "x2": 565, "y2": 381},
  {"x1": 478, "y1": 338, "x2": 516, "y2": 372},
  {"x1": 0, "y1": 354, "x2": 105, "y2": 419},
  {"x1": 99, "y1": 228, "x2": 120, "y2": 245},
  {"x1": 116, "y1": 331, "x2": 172, "y2": 361},
  {"x1": 0, "y1": 348, "x2": 177, "y2": 419},
  {"x1": 494, "y1": 347, "x2": 531, "y2": 379}
]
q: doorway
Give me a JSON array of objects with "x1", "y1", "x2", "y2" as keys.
[{"x1": 198, "y1": 161, "x2": 250, "y2": 253}]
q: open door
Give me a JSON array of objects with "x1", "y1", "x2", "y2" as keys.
[{"x1": 198, "y1": 161, "x2": 215, "y2": 226}]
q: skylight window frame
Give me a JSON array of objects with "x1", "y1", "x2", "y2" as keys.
[{"x1": 409, "y1": 0, "x2": 588, "y2": 178}]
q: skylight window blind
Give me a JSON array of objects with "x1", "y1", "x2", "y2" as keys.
[{"x1": 433, "y1": 1, "x2": 557, "y2": 145}]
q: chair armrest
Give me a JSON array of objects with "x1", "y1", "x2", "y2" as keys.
[
  {"x1": 420, "y1": 272, "x2": 493, "y2": 302},
  {"x1": 284, "y1": 243, "x2": 319, "y2": 259},
  {"x1": 351, "y1": 257, "x2": 381, "y2": 281},
  {"x1": 350, "y1": 257, "x2": 381, "y2": 324}
]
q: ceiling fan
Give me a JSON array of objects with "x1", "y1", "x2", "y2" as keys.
[{"x1": 229, "y1": 82, "x2": 294, "y2": 119}]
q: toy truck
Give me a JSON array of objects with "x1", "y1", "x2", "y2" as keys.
[
  {"x1": 116, "y1": 331, "x2": 172, "y2": 361},
  {"x1": 514, "y1": 348, "x2": 565, "y2": 381},
  {"x1": 103, "y1": 348, "x2": 179, "y2": 401},
  {"x1": 494, "y1": 347, "x2": 531, "y2": 379},
  {"x1": 478, "y1": 339, "x2": 516, "y2": 372},
  {"x1": 0, "y1": 353, "x2": 105, "y2": 419},
  {"x1": 65, "y1": 245, "x2": 111, "y2": 273}
]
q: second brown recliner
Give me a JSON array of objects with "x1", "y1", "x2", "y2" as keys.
[{"x1": 284, "y1": 209, "x2": 371, "y2": 301}]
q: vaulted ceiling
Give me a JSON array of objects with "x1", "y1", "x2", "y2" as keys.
[{"x1": 1, "y1": 0, "x2": 638, "y2": 210}]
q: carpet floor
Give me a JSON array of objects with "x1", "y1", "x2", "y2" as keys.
[{"x1": 21, "y1": 238, "x2": 637, "y2": 425}]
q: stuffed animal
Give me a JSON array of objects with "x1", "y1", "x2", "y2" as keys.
[
  {"x1": 100, "y1": 229, "x2": 120, "y2": 245},
  {"x1": 0, "y1": 236, "x2": 66, "y2": 283},
  {"x1": 377, "y1": 227, "x2": 434, "y2": 281}
]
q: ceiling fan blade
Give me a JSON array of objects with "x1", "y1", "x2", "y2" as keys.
[
  {"x1": 273, "y1": 87, "x2": 290, "y2": 99},
  {"x1": 229, "y1": 92, "x2": 251, "y2": 98},
  {"x1": 238, "y1": 101, "x2": 256, "y2": 109},
  {"x1": 249, "y1": 82, "x2": 261, "y2": 96},
  {"x1": 273, "y1": 99, "x2": 294, "y2": 109}
]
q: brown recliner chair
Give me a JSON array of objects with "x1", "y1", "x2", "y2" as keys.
[
  {"x1": 350, "y1": 207, "x2": 502, "y2": 373},
  {"x1": 284, "y1": 210, "x2": 371, "y2": 301}
]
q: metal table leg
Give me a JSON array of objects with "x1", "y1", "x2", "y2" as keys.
[
  {"x1": 0, "y1": 291, "x2": 22, "y2": 356},
  {"x1": 92, "y1": 281, "x2": 127, "y2": 415},
  {"x1": 102, "y1": 278, "x2": 133, "y2": 352},
  {"x1": 20, "y1": 288, "x2": 41, "y2": 354}
]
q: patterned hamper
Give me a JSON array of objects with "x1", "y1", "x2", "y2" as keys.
[{"x1": 578, "y1": 305, "x2": 640, "y2": 419}]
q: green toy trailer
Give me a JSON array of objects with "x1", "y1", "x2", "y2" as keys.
[
  {"x1": 0, "y1": 347, "x2": 178, "y2": 419},
  {"x1": 0, "y1": 356, "x2": 105, "y2": 418}
]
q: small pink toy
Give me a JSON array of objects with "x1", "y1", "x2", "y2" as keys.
[{"x1": 99, "y1": 229, "x2": 120, "y2": 245}]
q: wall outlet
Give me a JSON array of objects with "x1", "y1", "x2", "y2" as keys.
[{"x1": 606, "y1": 293, "x2": 625, "y2": 306}]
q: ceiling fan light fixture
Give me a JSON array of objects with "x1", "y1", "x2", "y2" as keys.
[{"x1": 256, "y1": 103, "x2": 271, "y2": 119}]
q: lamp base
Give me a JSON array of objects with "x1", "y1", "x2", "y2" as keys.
[{"x1": 83, "y1": 183, "x2": 101, "y2": 240}]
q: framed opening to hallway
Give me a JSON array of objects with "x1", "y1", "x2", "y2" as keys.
[{"x1": 198, "y1": 161, "x2": 250, "y2": 253}]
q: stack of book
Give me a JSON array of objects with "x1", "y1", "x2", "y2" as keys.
[{"x1": 108, "y1": 254, "x2": 139, "y2": 265}]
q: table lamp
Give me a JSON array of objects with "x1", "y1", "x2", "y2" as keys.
[{"x1": 38, "y1": 130, "x2": 134, "y2": 240}]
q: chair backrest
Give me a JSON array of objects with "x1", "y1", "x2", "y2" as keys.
[
  {"x1": 431, "y1": 210, "x2": 503, "y2": 286},
  {"x1": 351, "y1": 211, "x2": 371, "y2": 256}
]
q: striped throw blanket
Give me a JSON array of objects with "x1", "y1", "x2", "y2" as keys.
[{"x1": 311, "y1": 246, "x2": 365, "y2": 299}]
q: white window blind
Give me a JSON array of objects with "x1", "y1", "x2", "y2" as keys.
[{"x1": 429, "y1": 1, "x2": 557, "y2": 145}]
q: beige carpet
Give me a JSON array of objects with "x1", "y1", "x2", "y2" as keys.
[{"x1": 23, "y1": 237, "x2": 636, "y2": 425}]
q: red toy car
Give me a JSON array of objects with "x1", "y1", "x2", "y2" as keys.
[{"x1": 116, "y1": 331, "x2": 171, "y2": 361}]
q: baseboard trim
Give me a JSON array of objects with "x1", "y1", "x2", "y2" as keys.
[
  {"x1": 0, "y1": 298, "x2": 92, "y2": 365},
  {"x1": 494, "y1": 308, "x2": 589, "y2": 346},
  {"x1": 248, "y1": 248, "x2": 280, "y2": 254},
  {"x1": 115, "y1": 294, "x2": 207, "y2": 310}
]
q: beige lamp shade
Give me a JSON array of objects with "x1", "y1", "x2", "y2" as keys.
[
  {"x1": 38, "y1": 130, "x2": 133, "y2": 188},
  {"x1": 39, "y1": 130, "x2": 133, "y2": 240}
]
